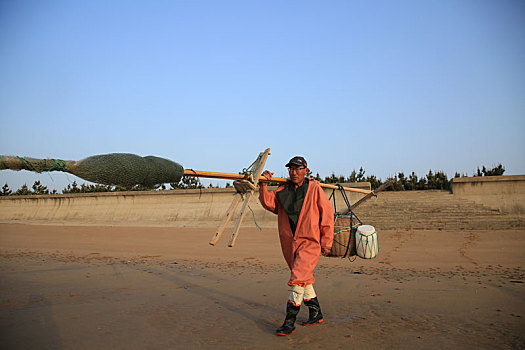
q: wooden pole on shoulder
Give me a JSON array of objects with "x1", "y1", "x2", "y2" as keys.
[{"x1": 183, "y1": 169, "x2": 371, "y2": 194}]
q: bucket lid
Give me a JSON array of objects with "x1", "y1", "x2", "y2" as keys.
[{"x1": 357, "y1": 225, "x2": 375, "y2": 234}]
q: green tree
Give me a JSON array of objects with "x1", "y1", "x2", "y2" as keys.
[
  {"x1": 1, "y1": 183, "x2": 12, "y2": 196},
  {"x1": 62, "y1": 181, "x2": 81, "y2": 194},
  {"x1": 482, "y1": 164, "x2": 505, "y2": 176},
  {"x1": 324, "y1": 172, "x2": 337, "y2": 184},
  {"x1": 406, "y1": 172, "x2": 418, "y2": 190},
  {"x1": 170, "y1": 176, "x2": 203, "y2": 189},
  {"x1": 389, "y1": 173, "x2": 404, "y2": 191},
  {"x1": 365, "y1": 175, "x2": 383, "y2": 190},
  {"x1": 347, "y1": 169, "x2": 357, "y2": 183},
  {"x1": 397, "y1": 172, "x2": 407, "y2": 190},
  {"x1": 435, "y1": 170, "x2": 450, "y2": 190},
  {"x1": 15, "y1": 184, "x2": 32, "y2": 195},
  {"x1": 78, "y1": 183, "x2": 113, "y2": 193},
  {"x1": 324, "y1": 172, "x2": 345, "y2": 184},
  {"x1": 356, "y1": 167, "x2": 365, "y2": 182},
  {"x1": 32, "y1": 181, "x2": 49, "y2": 195}
]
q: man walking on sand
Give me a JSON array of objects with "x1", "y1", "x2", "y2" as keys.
[{"x1": 259, "y1": 156, "x2": 334, "y2": 336}]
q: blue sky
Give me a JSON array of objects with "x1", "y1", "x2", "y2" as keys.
[{"x1": 1, "y1": 0, "x2": 524, "y2": 191}]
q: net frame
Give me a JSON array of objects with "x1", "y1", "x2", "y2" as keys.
[{"x1": 328, "y1": 185, "x2": 362, "y2": 259}]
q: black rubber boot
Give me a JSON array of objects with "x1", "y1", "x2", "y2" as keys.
[
  {"x1": 276, "y1": 301, "x2": 301, "y2": 336},
  {"x1": 302, "y1": 297, "x2": 324, "y2": 326}
]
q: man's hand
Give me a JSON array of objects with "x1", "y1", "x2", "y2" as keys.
[
  {"x1": 321, "y1": 247, "x2": 331, "y2": 257},
  {"x1": 261, "y1": 170, "x2": 274, "y2": 182}
]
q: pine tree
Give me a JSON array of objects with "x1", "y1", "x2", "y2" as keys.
[
  {"x1": 15, "y1": 184, "x2": 32, "y2": 195},
  {"x1": 170, "y1": 176, "x2": 203, "y2": 189},
  {"x1": 1, "y1": 183, "x2": 12, "y2": 196},
  {"x1": 62, "y1": 181, "x2": 81, "y2": 194},
  {"x1": 32, "y1": 181, "x2": 49, "y2": 195}
]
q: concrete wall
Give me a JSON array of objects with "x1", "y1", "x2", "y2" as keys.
[
  {"x1": 0, "y1": 183, "x2": 370, "y2": 227},
  {"x1": 452, "y1": 175, "x2": 525, "y2": 214}
]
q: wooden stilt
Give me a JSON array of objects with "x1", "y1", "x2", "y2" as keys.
[
  {"x1": 227, "y1": 191, "x2": 254, "y2": 247},
  {"x1": 227, "y1": 148, "x2": 270, "y2": 247},
  {"x1": 209, "y1": 193, "x2": 242, "y2": 245},
  {"x1": 209, "y1": 148, "x2": 270, "y2": 247}
]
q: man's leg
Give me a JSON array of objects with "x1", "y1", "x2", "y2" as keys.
[
  {"x1": 302, "y1": 284, "x2": 324, "y2": 326},
  {"x1": 276, "y1": 285, "x2": 304, "y2": 336}
]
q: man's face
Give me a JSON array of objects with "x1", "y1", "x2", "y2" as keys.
[{"x1": 288, "y1": 165, "x2": 308, "y2": 185}]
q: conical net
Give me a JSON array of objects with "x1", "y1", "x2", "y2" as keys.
[{"x1": 71, "y1": 153, "x2": 184, "y2": 187}]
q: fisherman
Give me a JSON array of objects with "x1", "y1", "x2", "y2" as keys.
[{"x1": 259, "y1": 156, "x2": 334, "y2": 336}]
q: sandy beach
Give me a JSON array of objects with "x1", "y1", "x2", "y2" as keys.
[{"x1": 0, "y1": 223, "x2": 524, "y2": 349}]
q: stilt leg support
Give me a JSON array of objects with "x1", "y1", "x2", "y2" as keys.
[
  {"x1": 210, "y1": 148, "x2": 270, "y2": 247},
  {"x1": 209, "y1": 193, "x2": 242, "y2": 245}
]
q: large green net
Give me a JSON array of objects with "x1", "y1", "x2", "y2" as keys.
[{"x1": 71, "y1": 153, "x2": 184, "y2": 187}]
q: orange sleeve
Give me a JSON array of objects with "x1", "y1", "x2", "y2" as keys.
[
  {"x1": 258, "y1": 183, "x2": 278, "y2": 215},
  {"x1": 317, "y1": 185, "x2": 334, "y2": 249}
]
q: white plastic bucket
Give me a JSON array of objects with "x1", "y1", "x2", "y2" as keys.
[{"x1": 356, "y1": 225, "x2": 378, "y2": 259}]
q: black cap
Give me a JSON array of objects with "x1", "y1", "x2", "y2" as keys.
[{"x1": 285, "y1": 156, "x2": 307, "y2": 168}]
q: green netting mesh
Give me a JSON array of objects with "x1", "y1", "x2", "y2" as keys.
[{"x1": 70, "y1": 153, "x2": 184, "y2": 187}]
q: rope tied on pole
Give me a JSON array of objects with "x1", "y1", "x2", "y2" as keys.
[
  {"x1": 13, "y1": 157, "x2": 68, "y2": 173},
  {"x1": 42, "y1": 158, "x2": 67, "y2": 172},
  {"x1": 233, "y1": 154, "x2": 266, "y2": 230},
  {"x1": 233, "y1": 152, "x2": 265, "y2": 194}
]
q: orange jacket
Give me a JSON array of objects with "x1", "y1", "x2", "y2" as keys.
[{"x1": 259, "y1": 179, "x2": 334, "y2": 287}]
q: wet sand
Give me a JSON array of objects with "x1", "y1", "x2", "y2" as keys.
[{"x1": 0, "y1": 224, "x2": 524, "y2": 349}]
